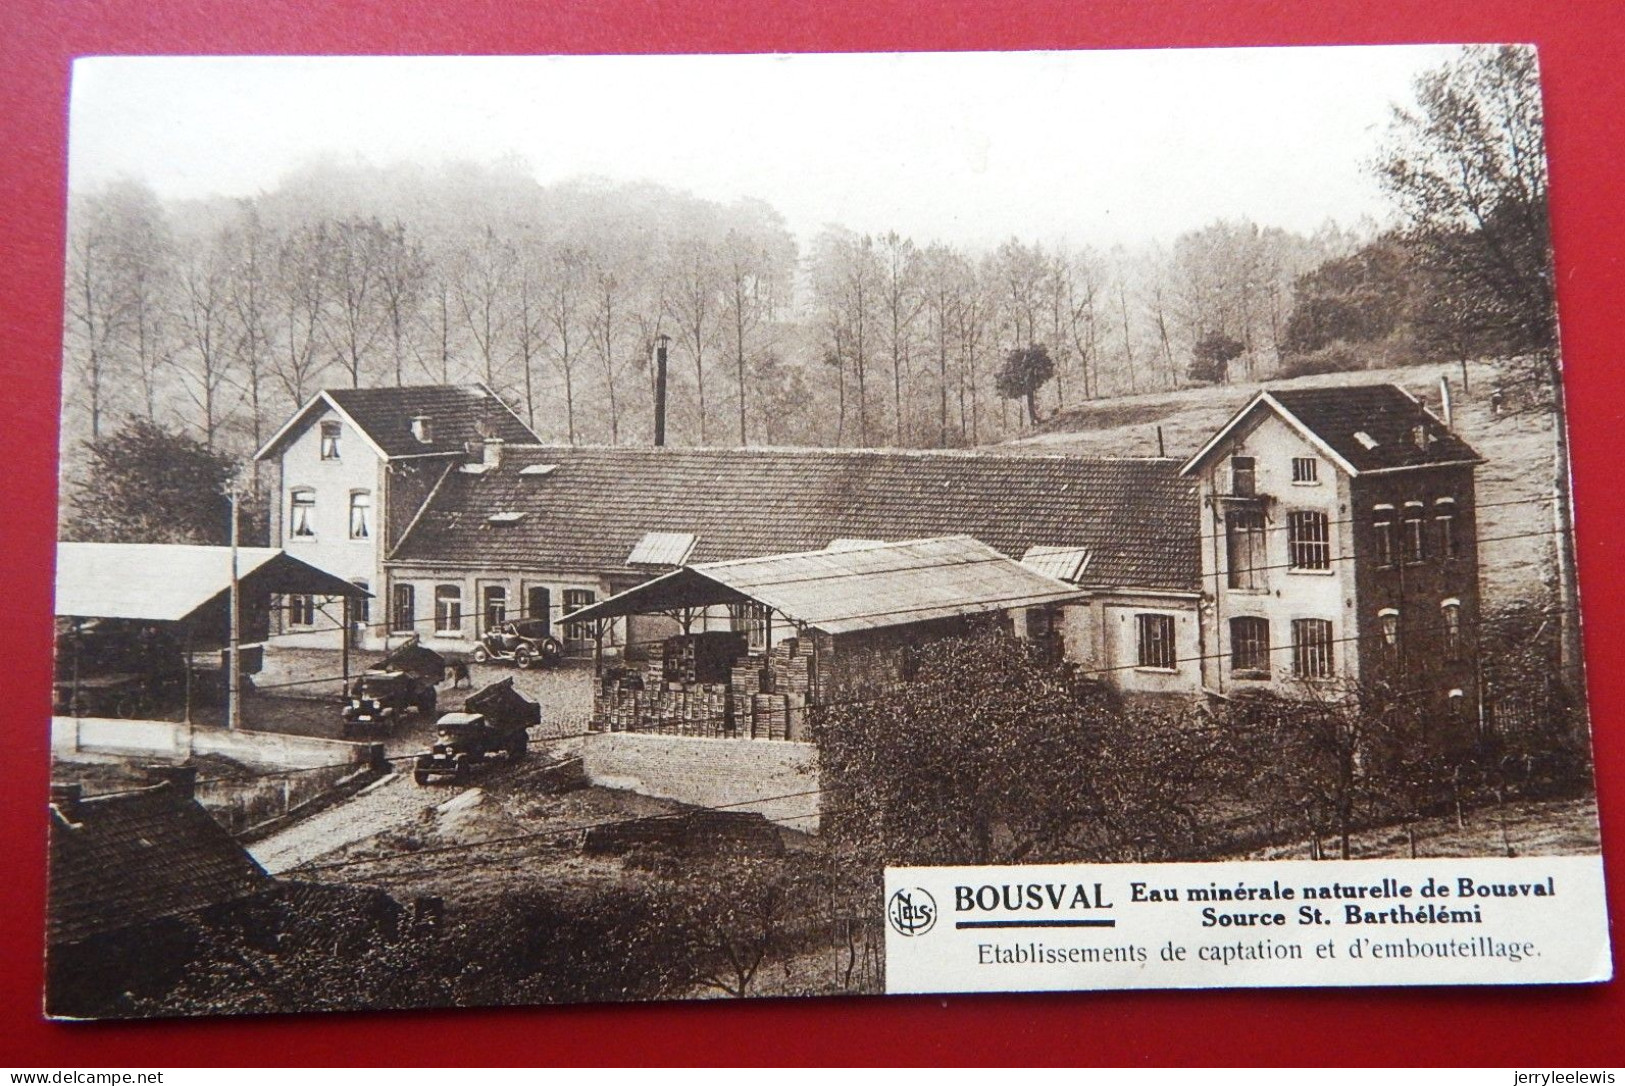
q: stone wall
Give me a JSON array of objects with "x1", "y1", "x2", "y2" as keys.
[{"x1": 578, "y1": 732, "x2": 820, "y2": 833}]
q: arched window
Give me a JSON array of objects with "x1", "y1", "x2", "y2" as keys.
[
  {"x1": 1436, "y1": 497, "x2": 1458, "y2": 559},
  {"x1": 349, "y1": 491, "x2": 372, "y2": 540},
  {"x1": 1403, "y1": 501, "x2": 1427, "y2": 563},
  {"x1": 1372, "y1": 504, "x2": 1395, "y2": 569},
  {"x1": 290, "y1": 489, "x2": 316, "y2": 538},
  {"x1": 1441, "y1": 598, "x2": 1462, "y2": 655}
]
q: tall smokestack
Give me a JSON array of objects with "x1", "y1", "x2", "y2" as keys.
[{"x1": 654, "y1": 333, "x2": 670, "y2": 447}]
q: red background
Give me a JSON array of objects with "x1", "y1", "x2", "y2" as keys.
[{"x1": 3, "y1": 0, "x2": 1623, "y2": 1066}]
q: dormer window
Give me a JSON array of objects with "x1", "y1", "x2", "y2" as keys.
[
  {"x1": 320, "y1": 421, "x2": 341, "y2": 460},
  {"x1": 411, "y1": 415, "x2": 434, "y2": 444}
]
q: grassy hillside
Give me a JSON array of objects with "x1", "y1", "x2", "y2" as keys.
[{"x1": 998, "y1": 359, "x2": 1565, "y2": 607}]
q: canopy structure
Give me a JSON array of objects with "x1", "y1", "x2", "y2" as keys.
[
  {"x1": 565, "y1": 535, "x2": 1084, "y2": 636},
  {"x1": 55, "y1": 543, "x2": 368, "y2": 623}
]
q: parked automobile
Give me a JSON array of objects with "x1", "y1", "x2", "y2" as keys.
[
  {"x1": 412, "y1": 678, "x2": 541, "y2": 784},
  {"x1": 469, "y1": 619, "x2": 563, "y2": 670},
  {"x1": 342, "y1": 669, "x2": 437, "y2": 733}
]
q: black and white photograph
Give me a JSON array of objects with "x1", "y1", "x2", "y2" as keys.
[{"x1": 46, "y1": 44, "x2": 1607, "y2": 1018}]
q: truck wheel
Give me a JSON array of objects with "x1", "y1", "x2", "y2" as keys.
[
  {"x1": 413, "y1": 770, "x2": 432, "y2": 786},
  {"x1": 514, "y1": 645, "x2": 536, "y2": 670},
  {"x1": 470, "y1": 645, "x2": 490, "y2": 664}
]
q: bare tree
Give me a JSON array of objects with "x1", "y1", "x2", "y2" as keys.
[
  {"x1": 451, "y1": 226, "x2": 518, "y2": 393},
  {"x1": 876, "y1": 231, "x2": 924, "y2": 444},
  {"x1": 273, "y1": 223, "x2": 332, "y2": 406},
  {"x1": 172, "y1": 226, "x2": 239, "y2": 446},
  {"x1": 662, "y1": 233, "x2": 723, "y2": 444},
  {"x1": 221, "y1": 201, "x2": 277, "y2": 448},
  {"x1": 377, "y1": 221, "x2": 429, "y2": 388},
  {"x1": 541, "y1": 242, "x2": 587, "y2": 445}
]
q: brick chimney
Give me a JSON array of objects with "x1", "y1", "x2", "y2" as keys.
[
  {"x1": 145, "y1": 764, "x2": 198, "y2": 801},
  {"x1": 49, "y1": 783, "x2": 82, "y2": 821}
]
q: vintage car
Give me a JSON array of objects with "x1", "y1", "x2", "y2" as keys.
[
  {"x1": 341, "y1": 668, "x2": 438, "y2": 732},
  {"x1": 469, "y1": 619, "x2": 564, "y2": 670},
  {"x1": 412, "y1": 678, "x2": 541, "y2": 784}
]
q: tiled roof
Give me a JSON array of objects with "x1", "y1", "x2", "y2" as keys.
[
  {"x1": 327, "y1": 384, "x2": 540, "y2": 458},
  {"x1": 390, "y1": 446, "x2": 1200, "y2": 593},
  {"x1": 48, "y1": 783, "x2": 270, "y2": 946},
  {"x1": 568, "y1": 536, "x2": 1086, "y2": 635},
  {"x1": 1269, "y1": 385, "x2": 1481, "y2": 472},
  {"x1": 256, "y1": 384, "x2": 541, "y2": 461},
  {"x1": 1185, "y1": 384, "x2": 1481, "y2": 477}
]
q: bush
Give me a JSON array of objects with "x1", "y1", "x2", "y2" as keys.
[{"x1": 1276, "y1": 342, "x2": 1366, "y2": 379}]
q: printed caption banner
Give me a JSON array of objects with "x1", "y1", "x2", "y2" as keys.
[{"x1": 885, "y1": 856, "x2": 1612, "y2": 993}]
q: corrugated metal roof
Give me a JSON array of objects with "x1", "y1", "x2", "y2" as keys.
[
  {"x1": 627, "y1": 530, "x2": 698, "y2": 566},
  {"x1": 1021, "y1": 545, "x2": 1092, "y2": 584},
  {"x1": 55, "y1": 543, "x2": 366, "y2": 622},
  {"x1": 391, "y1": 446, "x2": 1199, "y2": 592},
  {"x1": 568, "y1": 535, "x2": 1084, "y2": 635}
]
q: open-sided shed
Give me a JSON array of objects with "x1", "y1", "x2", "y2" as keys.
[
  {"x1": 569, "y1": 536, "x2": 1084, "y2": 740},
  {"x1": 54, "y1": 543, "x2": 369, "y2": 719}
]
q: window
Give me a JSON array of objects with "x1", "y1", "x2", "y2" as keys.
[
  {"x1": 434, "y1": 584, "x2": 462, "y2": 635},
  {"x1": 1441, "y1": 598, "x2": 1462, "y2": 656},
  {"x1": 1226, "y1": 510, "x2": 1268, "y2": 590},
  {"x1": 351, "y1": 580, "x2": 370, "y2": 627},
  {"x1": 1135, "y1": 613, "x2": 1176, "y2": 670},
  {"x1": 1291, "y1": 618, "x2": 1335, "y2": 679},
  {"x1": 563, "y1": 588, "x2": 596, "y2": 651},
  {"x1": 391, "y1": 584, "x2": 416, "y2": 634},
  {"x1": 287, "y1": 594, "x2": 316, "y2": 627},
  {"x1": 482, "y1": 585, "x2": 507, "y2": 633},
  {"x1": 1373, "y1": 505, "x2": 1395, "y2": 568},
  {"x1": 1378, "y1": 607, "x2": 1399, "y2": 649},
  {"x1": 1288, "y1": 511, "x2": 1331, "y2": 570},
  {"x1": 289, "y1": 489, "x2": 316, "y2": 538},
  {"x1": 1436, "y1": 498, "x2": 1458, "y2": 559},
  {"x1": 1229, "y1": 616, "x2": 1270, "y2": 676},
  {"x1": 348, "y1": 491, "x2": 371, "y2": 540},
  {"x1": 1230, "y1": 456, "x2": 1256, "y2": 497},
  {"x1": 1404, "y1": 501, "x2": 1427, "y2": 564},
  {"x1": 320, "y1": 420, "x2": 341, "y2": 460},
  {"x1": 1291, "y1": 457, "x2": 1319, "y2": 484},
  {"x1": 735, "y1": 601, "x2": 770, "y2": 652}
]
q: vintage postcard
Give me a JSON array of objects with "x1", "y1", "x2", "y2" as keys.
[{"x1": 46, "y1": 45, "x2": 1607, "y2": 1018}]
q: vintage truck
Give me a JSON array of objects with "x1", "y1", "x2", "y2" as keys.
[
  {"x1": 412, "y1": 677, "x2": 541, "y2": 784},
  {"x1": 341, "y1": 641, "x2": 445, "y2": 734}
]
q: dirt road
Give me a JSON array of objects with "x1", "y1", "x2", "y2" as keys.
[{"x1": 248, "y1": 771, "x2": 466, "y2": 875}]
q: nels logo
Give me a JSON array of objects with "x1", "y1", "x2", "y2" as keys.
[{"x1": 887, "y1": 887, "x2": 937, "y2": 937}]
